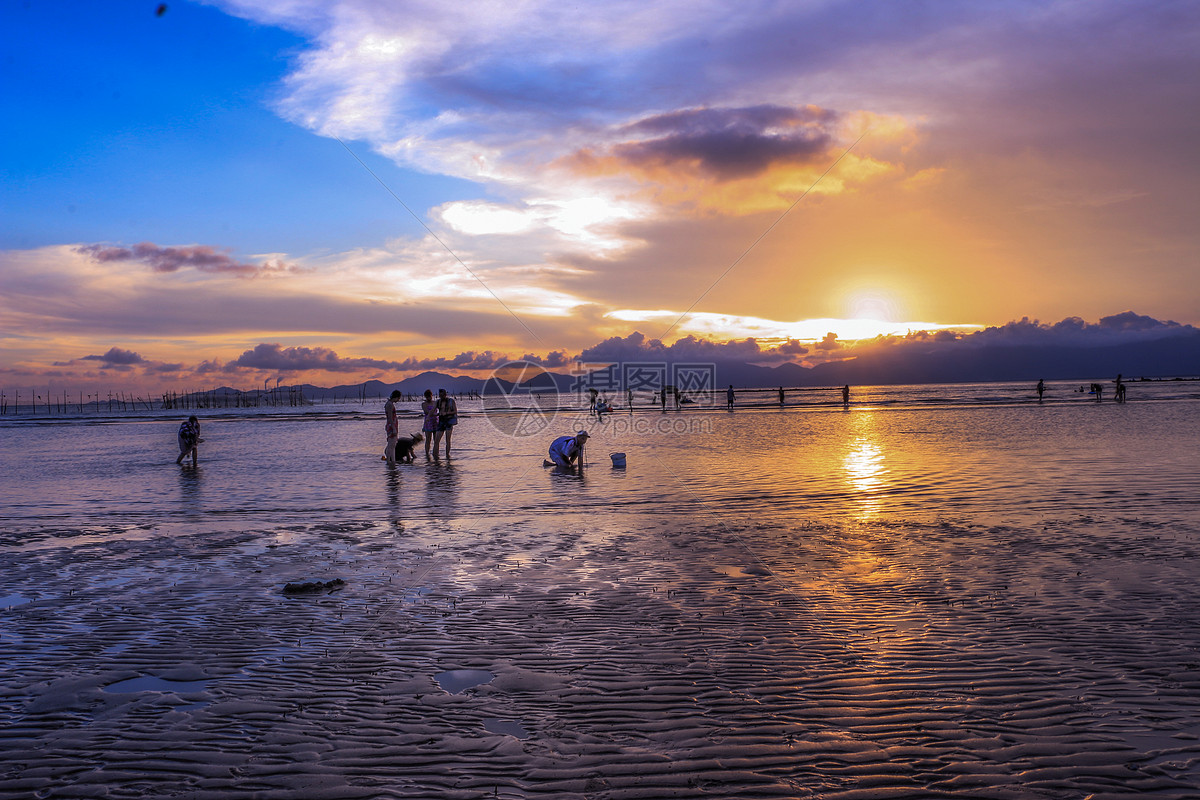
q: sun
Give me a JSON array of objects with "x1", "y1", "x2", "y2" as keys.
[{"x1": 846, "y1": 289, "x2": 902, "y2": 322}]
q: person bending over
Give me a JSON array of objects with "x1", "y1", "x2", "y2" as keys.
[
  {"x1": 546, "y1": 430, "x2": 589, "y2": 468},
  {"x1": 176, "y1": 416, "x2": 201, "y2": 466}
]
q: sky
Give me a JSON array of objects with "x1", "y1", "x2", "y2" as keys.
[{"x1": 2, "y1": 0, "x2": 1198, "y2": 393}]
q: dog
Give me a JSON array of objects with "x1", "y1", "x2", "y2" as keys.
[{"x1": 394, "y1": 432, "x2": 424, "y2": 463}]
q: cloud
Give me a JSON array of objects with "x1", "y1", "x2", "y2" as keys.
[
  {"x1": 962, "y1": 312, "x2": 1189, "y2": 348},
  {"x1": 815, "y1": 333, "x2": 841, "y2": 352},
  {"x1": 81, "y1": 347, "x2": 147, "y2": 366},
  {"x1": 578, "y1": 331, "x2": 768, "y2": 364},
  {"x1": 776, "y1": 339, "x2": 809, "y2": 357},
  {"x1": 76, "y1": 242, "x2": 296, "y2": 276},
  {"x1": 226, "y1": 343, "x2": 403, "y2": 372},
  {"x1": 394, "y1": 349, "x2": 572, "y2": 372},
  {"x1": 605, "y1": 105, "x2": 838, "y2": 180},
  {"x1": 198, "y1": 344, "x2": 574, "y2": 379}
]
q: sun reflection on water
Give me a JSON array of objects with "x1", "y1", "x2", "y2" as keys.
[{"x1": 843, "y1": 414, "x2": 888, "y2": 517}]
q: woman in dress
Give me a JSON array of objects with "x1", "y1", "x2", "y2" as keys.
[{"x1": 420, "y1": 389, "x2": 439, "y2": 459}]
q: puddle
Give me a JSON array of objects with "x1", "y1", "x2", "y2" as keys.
[
  {"x1": 103, "y1": 676, "x2": 208, "y2": 694},
  {"x1": 0, "y1": 593, "x2": 30, "y2": 610},
  {"x1": 434, "y1": 669, "x2": 494, "y2": 695},
  {"x1": 483, "y1": 718, "x2": 530, "y2": 739}
]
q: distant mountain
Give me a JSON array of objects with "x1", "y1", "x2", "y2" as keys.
[
  {"x1": 801, "y1": 334, "x2": 1200, "y2": 385},
  {"x1": 230, "y1": 324, "x2": 1199, "y2": 405}
]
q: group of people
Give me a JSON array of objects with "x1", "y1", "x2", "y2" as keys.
[
  {"x1": 1039, "y1": 375, "x2": 1128, "y2": 403},
  {"x1": 385, "y1": 388, "x2": 458, "y2": 465},
  {"x1": 389, "y1": 387, "x2": 589, "y2": 470}
]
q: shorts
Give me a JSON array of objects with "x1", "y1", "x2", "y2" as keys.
[{"x1": 437, "y1": 417, "x2": 457, "y2": 432}]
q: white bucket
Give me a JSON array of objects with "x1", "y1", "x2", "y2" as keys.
[{"x1": 609, "y1": 452, "x2": 627, "y2": 467}]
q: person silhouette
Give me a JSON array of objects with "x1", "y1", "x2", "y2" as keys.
[
  {"x1": 545, "y1": 430, "x2": 589, "y2": 468},
  {"x1": 1036, "y1": 379, "x2": 1045, "y2": 401},
  {"x1": 175, "y1": 415, "x2": 201, "y2": 466}
]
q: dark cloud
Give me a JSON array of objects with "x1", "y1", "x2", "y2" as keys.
[
  {"x1": 227, "y1": 344, "x2": 403, "y2": 373},
  {"x1": 396, "y1": 349, "x2": 572, "y2": 372},
  {"x1": 964, "y1": 312, "x2": 1189, "y2": 348},
  {"x1": 604, "y1": 105, "x2": 837, "y2": 180},
  {"x1": 80, "y1": 347, "x2": 147, "y2": 366},
  {"x1": 815, "y1": 332, "x2": 841, "y2": 352},
  {"x1": 215, "y1": 345, "x2": 572, "y2": 376},
  {"x1": 776, "y1": 338, "x2": 810, "y2": 356},
  {"x1": 76, "y1": 242, "x2": 294, "y2": 276},
  {"x1": 578, "y1": 332, "x2": 766, "y2": 363}
]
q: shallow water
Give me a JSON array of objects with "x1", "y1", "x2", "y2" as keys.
[
  {"x1": 4, "y1": 382, "x2": 1200, "y2": 798},
  {"x1": 2, "y1": 381, "x2": 1198, "y2": 536}
]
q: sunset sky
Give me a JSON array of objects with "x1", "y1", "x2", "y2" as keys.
[{"x1": 3, "y1": 0, "x2": 1198, "y2": 393}]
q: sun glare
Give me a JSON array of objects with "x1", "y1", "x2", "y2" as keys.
[
  {"x1": 605, "y1": 309, "x2": 978, "y2": 342},
  {"x1": 846, "y1": 289, "x2": 901, "y2": 322}
]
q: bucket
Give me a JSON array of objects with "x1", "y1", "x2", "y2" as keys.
[{"x1": 609, "y1": 452, "x2": 627, "y2": 468}]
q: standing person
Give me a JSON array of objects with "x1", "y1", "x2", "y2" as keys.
[
  {"x1": 175, "y1": 415, "x2": 201, "y2": 466},
  {"x1": 726, "y1": 384, "x2": 735, "y2": 410},
  {"x1": 778, "y1": 386, "x2": 785, "y2": 406},
  {"x1": 1036, "y1": 379, "x2": 1045, "y2": 401},
  {"x1": 842, "y1": 385, "x2": 850, "y2": 405},
  {"x1": 1114, "y1": 374, "x2": 1126, "y2": 403},
  {"x1": 626, "y1": 388, "x2": 634, "y2": 414},
  {"x1": 433, "y1": 388, "x2": 458, "y2": 458},
  {"x1": 420, "y1": 389, "x2": 438, "y2": 459},
  {"x1": 588, "y1": 387, "x2": 599, "y2": 415},
  {"x1": 673, "y1": 385, "x2": 682, "y2": 410},
  {"x1": 659, "y1": 387, "x2": 667, "y2": 413},
  {"x1": 545, "y1": 430, "x2": 589, "y2": 468},
  {"x1": 384, "y1": 390, "x2": 402, "y2": 465}
]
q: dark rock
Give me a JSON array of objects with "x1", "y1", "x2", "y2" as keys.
[{"x1": 283, "y1": 578, "x2": 346, "y2": 595}]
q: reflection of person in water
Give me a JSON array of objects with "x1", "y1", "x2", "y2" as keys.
[
  {"x1": 426, "y1": 461, "x2": 460, "y2": 517},
  {"x1": 546, "y1": 431, "x2": 589, "y2": 468}
]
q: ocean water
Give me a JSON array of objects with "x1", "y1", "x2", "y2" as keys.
[{"x1": 2, "y1": 380, "x2": 1198, "y2": 536}]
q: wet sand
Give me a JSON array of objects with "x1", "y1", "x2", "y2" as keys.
[{"x1": 3, "y1": 512, "x2": 1200, "y2": 798}]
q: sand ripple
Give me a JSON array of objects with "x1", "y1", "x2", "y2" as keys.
[{"x1": 3, "y1": 512, "x2": 1200, "y2": 798}]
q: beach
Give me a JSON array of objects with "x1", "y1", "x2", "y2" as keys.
[{"x1": 3, "y1": 383, "x2": 1200, "y2": 798}]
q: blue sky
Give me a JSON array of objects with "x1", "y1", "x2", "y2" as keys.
[
  {"x1": 2, "y1": 1, "x2": 476, "y2": 254},
  {"x1": 2, "y1": 0, "x2": 1199, "y2": 392}
]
